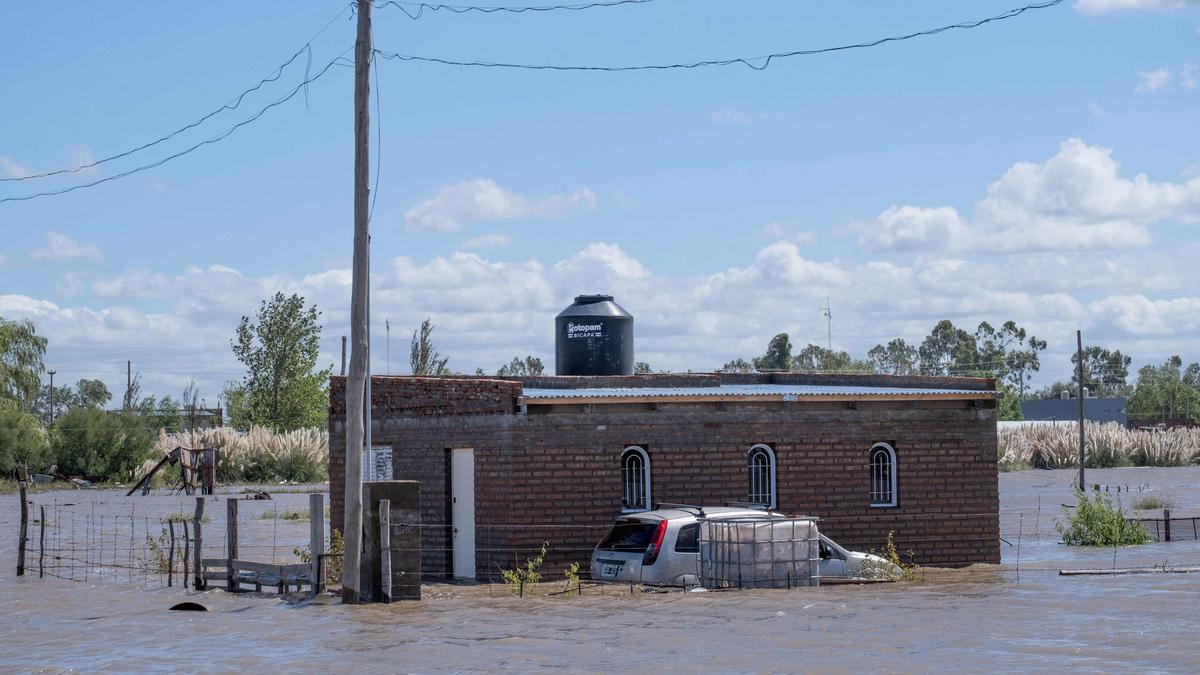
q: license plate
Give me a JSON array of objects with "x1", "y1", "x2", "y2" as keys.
[{"x1": 601, "y1": 563, "x2": 622, "y2": 578}]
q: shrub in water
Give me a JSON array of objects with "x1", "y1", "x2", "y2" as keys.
[{"x1": 1057, "y1": 490, "x2": 1150, "y2": 546}]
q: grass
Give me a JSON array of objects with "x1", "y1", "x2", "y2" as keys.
[
  {"x1": 998, "y1": 423, "x2": 1200, "y2": 471},
  {"x1": 260, "y1": 508, "x2": 310, "y2": 521},
  {"x1": 162, "y1": 512, "x2": 210, "y2": 524},
  {"x1": 1131, "y1": 494, "x2": 1173, "y2": 510}
]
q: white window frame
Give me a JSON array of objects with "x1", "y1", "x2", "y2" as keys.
[
  {"x1": 621, "y1": 445, "x2": 651, "y2": 512},
  {"x1": 870, "y1": 442, "x2": 898, "y2": 508},
  {"x1": 747, "y1": 444, "x2": 777, "y2": 509}
]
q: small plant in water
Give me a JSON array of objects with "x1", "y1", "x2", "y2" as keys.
[
  {"x1": 1131, "y1": 494, "x2": 1172, "y2": 510},
  {"x1": 861, "y1": 531, "x2": 920, "y2": 582},
  {"x1": 501, "y1": 542, "x2": 548, "y2": 596},
  {"x1": 562, "y1": 561, "x2": 581, "y2": 592},
  {"x1": 294, "y1": 528, "x2": 345, "y2": 587},
  {"x1": 1057, "y1": 490, "x2": 1150, "y2": 546}
]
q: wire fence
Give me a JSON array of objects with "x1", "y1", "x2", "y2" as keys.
[{"x1": 15, "y1": 493, "x2": 331, "y2": 592}]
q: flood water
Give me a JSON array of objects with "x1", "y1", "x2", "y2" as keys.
[{"x1": 3, "y1": 468, "x2": 1200, "y2": 673}]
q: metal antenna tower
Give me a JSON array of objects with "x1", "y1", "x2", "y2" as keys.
[{"x1": 819, "y1": 297, "x2": 832, "y2": 351}]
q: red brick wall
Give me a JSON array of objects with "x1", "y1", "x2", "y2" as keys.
[{"x1": 329, "y1": 375, "x2": 999, "y2": 579}]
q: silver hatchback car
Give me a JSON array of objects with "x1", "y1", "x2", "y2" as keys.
[{"x1": 590, "y1": 506, "x2": 897, "y2": 586}]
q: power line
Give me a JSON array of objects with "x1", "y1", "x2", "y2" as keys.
[
  {"x1": 371, "y1": 0, "x2": 653, "y2": 20},
  {"x1": 0, "y1": 3, "x2": 354, "y2": 184},
  {"x1": 374, "y1": 0, "x2": 1065, "y2": 72},
  {"x1": 0, "y1": 50, "x2": 351, "y2": 205}
]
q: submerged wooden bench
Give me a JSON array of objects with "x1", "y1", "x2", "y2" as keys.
[{"x1": 202, "y1": 558, "x2": 314, "y2": 593}]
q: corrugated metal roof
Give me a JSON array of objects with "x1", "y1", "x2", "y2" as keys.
[{"x1": 522, "y1": 384, "x2": 995, "y2": 400}]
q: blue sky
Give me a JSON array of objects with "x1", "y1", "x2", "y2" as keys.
[{"x1": 2, "y1": 0, "x2": 1199, "y2": 404}]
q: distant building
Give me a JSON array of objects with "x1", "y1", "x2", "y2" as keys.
[{"x1": 1020, "y1": 396, "x2": 1126, "y2": 426}]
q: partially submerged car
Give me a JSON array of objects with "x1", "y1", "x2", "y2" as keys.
[{"x1": 590, "y1": 506, "x2": 899, "y2": 586}]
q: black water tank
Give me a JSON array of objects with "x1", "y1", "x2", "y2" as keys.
[{"x1": 555, "y1": 294, "x2": 634, "y2": 376}]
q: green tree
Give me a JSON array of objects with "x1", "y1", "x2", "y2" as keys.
[
  {"x1": 231, "y1": 292, "x2": 330, "y2": 431},
  {"x1": 1071, "y1": 346, "x2": 1132, "y2": 398},
  {"x1": 792, "y1": 344, "x2": 874, "y2": 373},
  {"x1": 635, "y1": 361, "x2": 653, "y2": 374},
  {"x1": 0, "y1": 316, "x2": 47, "y2": 410},
  {"x1": 33, "y1": 383, "x2": 78, "y2": 423},
  {"x1": 996, "y1": 384, "x2": 1023, "y2": 421},
  {"x1": 868, "y1": 339, "x2": 919, "y2": 375},
  {"x1": 50, "y1": 407, "x2": 155, "y2": 480},
  {"x1": 752, "y1": 333, "x2": 793, "y2": 372},
  {"x1": 718, "y1": 358, "x2": 755, "y2": 373},
  {"x1": 1128, "y1": 357, "x2": 1200, "y2": 422},
  {"x1": 76, "y1": 379, "x2": 111, "y2": 408},
  {"x1": 918, "y1": 320, "x2": 978, "y2": 376},
  {"x1": 0, "y1": 401, "x2": 51, "y2": 473},
  {"x1": 497, "y1": 356, "x2": 544, "y2": 377},
  {"x1": 409, "y1": 318, "x2": 450, "y2": 376},
  {"x1": 974, "y1": 321, "x2": 1046, "y2": 396},
  {"x1": 222, "y1": 380, "x2": 251, "y2": 430}
]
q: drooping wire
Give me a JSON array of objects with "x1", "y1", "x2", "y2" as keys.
[
  {"x1": 371, "y1": 0, "x2": 653, "y2": 20},
  {"x1": 374, "y1": 0, "x2": 1064, "y2": 72},
  {"x1": 0, "y1": 2, "x2": 354, "y2": 183},
  {"x1": 369, "y1": 49, "x2": 382, "y2": 224},
  {"x1": 0, "y1": 50, "x2": 352, "y2": 204}
]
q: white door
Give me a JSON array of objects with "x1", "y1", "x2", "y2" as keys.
[{"x1": 451, "y1": 448, "x2": 476, "y2": 579}]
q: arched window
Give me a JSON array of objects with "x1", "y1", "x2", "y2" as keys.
[
  {"x1": 747, "y1": 444, "x2": 776, "y2": 509},
  {"x1": 621, "y1": 446, "x2": 651, "y2": 512},
  {"x1": 870, "y1": 443, "x2": 897, "y2": 507}
]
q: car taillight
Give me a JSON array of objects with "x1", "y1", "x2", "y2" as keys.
[{"x1": 642, "y1": 519, "x2": 668, "y2": 566}]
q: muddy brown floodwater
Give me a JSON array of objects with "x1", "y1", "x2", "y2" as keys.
[{"x1": 3, "y1": 468, "x2": 1200, "y2": 673}]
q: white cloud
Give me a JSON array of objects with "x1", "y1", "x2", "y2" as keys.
[
  {"x1": 759, "y1": 222, "x2": 816, "y2": 245},
  {"x1": 1076, "y1": 0, "x2": 1200, "y2": 13},
  {"x1": 31, "y1": 232, "x2": 103, "y2": 262},
  {"x1": 1, "y1": 157, "x2": 32, "y2": 178},
  {"x1": 403, "y1": 179, "x2": 596, "y2": 231},
  {"x1": 1181, "y1": 65, "x2": 1197, "y2": 89},
  {"x1": 461, "y1": 233, "x2": 512, "y2": 249},
  {"x1": 859, "y1": 138, "x2": 1200, "y2": 254},
  {"x1": 11, "y1": 236, "x2": 1199, "y2": 401},
  {"x1": 1136, "y1": 69, "x2": 1170, "y2": 92}
]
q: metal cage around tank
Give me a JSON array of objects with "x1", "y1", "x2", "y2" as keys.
[{"x1": 698, "y1": 515, "x2": 821, "y2": 589}]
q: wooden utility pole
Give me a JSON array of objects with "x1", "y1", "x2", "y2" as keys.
[
  {"x1": 341, "y1": 336, "x2": 347, "y2": 376},
  {"x1": 343, "y1": 0, "x2": 371, "y2": 604},
  {"x1": 126, "y1": 360, "x2": 132, "y2": 409},
  {"x1": 1076, "y1": 330, "x2": 1086, "y2": 492}
]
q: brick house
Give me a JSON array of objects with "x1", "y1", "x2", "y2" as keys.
[{"x1": 328, "y1": 372, "x2": 1000, "y2": 580}]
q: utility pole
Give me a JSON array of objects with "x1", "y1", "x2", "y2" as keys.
[
  {"x1": 386, "y1": 319, "x2": 390, "y2": 375},
  {"x1": 126, "y1": 360, "x2": 132, "y2": 410},
  {"x1": 47, "y1": 370, "x2": 56, "y2": 425},
  {"x1": 1076, "y1": 330, "x2": 1086, "y2": 492},
  {"x1": 341, "y1": 336, "x2": 347, "y2": 377},
  {"x1": 342, "y1": 0, "x2": 371, "y2": 605}
]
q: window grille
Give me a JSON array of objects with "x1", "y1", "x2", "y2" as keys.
[
  {"x1": 747, "y1": 444, "x2": 776, "y2": 509},
  {"x1": 621, "y1": 446, "x2": 651, "y2": 511},
  {"x1": 870, "y1": 443, "x2": 897, "y2": 507}
]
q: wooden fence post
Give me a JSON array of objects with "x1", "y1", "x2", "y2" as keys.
[
  {"x1": 167, "y1": 521, "x2": 176, "y2": 588},
  {"x1": 17, "y1": 481, "x2": 28, "y2": 576},
  {"x1": 39, "y1": 505, "x2": 46, "y2": 578},
  {"x1": 1164, "y1": 508, "x2": 1171, "y2": 543},
  {"x1": 226, "y1": 498, "x2": 239, "y2": 592},
  {"x1": 193, "y1": 497, "x2": 205, "y2": 590},
  {"x1": 379, "y1": 499, "x2": 391, "y2": 604},
  {"x1": 182, "y1": 520, "x2": 190, "y2": 589},
  {"x1": 309, "y1": 493, "x2": 324, "y2": 595}
]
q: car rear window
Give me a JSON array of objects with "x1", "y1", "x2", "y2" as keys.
[{"x1": 597, "y1": 519, "x2": 660, "y2": 552}]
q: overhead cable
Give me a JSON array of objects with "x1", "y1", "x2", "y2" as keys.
[
  {"x1": 374, "y1": 0, "x2": 1064, "y2": 72},
  {"x1": 0, "y1": 51, "x2": 351, "y2": 204},
  {"x1": 371, "y1": 0, "x2": 653, "y2": 20},
  {"x1": 0, "y1": 3, "x2": 353, "y2": 184}
]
